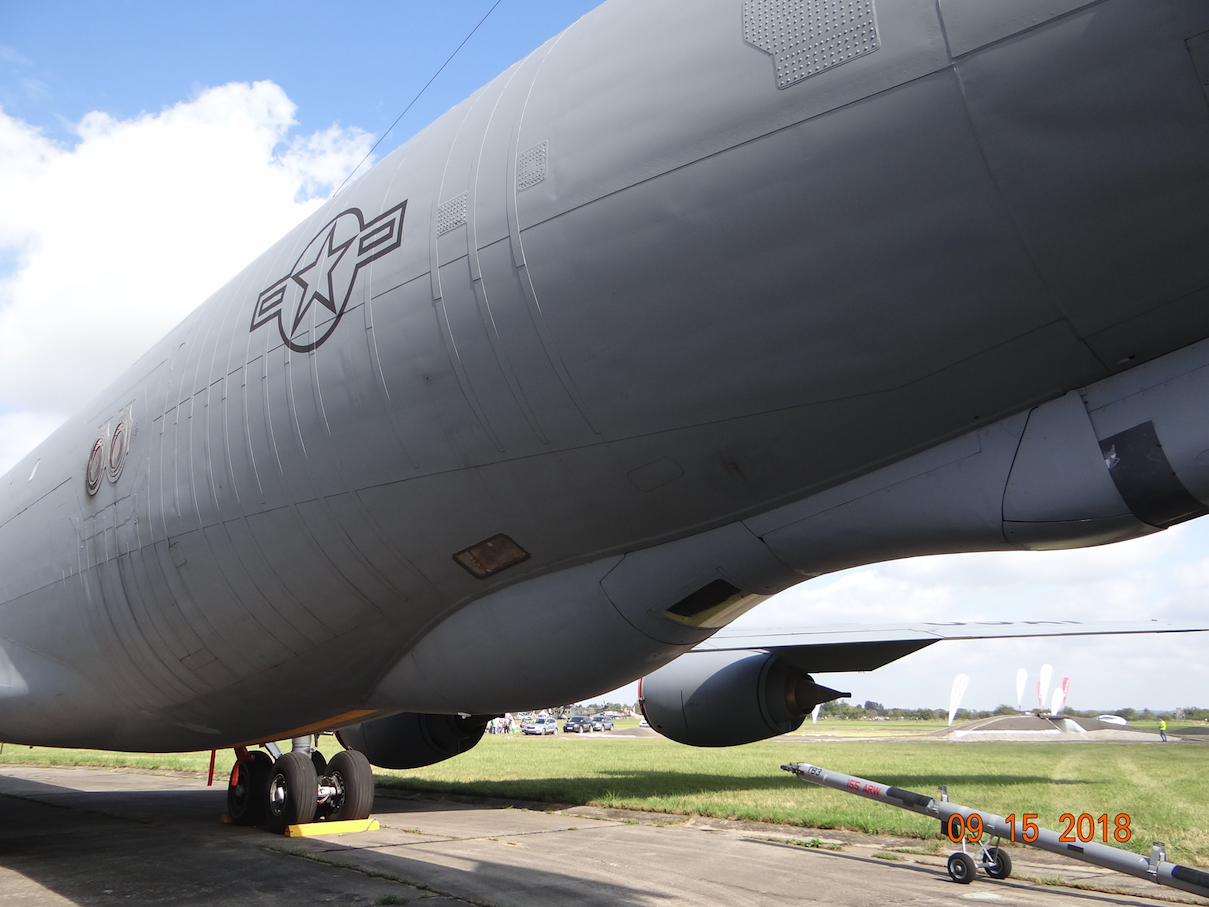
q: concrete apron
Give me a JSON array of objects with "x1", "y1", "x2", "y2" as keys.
[{"x1": 0, "y1": 765, "x2": 1195, "y2": 907}]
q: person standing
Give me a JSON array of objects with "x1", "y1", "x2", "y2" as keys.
[{"x1": 1159, "y1": 718, "x2": 1167, "y2": 742}]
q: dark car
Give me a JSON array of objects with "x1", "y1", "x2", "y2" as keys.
[
  {"x1": 562, "y1": 716, "x2": 592, "y2": 733},
  {"x1": 591, "y1": 715, "x2": 614, "y2": 731}
]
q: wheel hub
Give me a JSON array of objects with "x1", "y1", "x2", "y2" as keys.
[
  {"x1": 268, "y1": 774, "x2": 289, "y2": 817},
  {"x1": 322, "y1": 772, "x2": 346, "y2": 811}
]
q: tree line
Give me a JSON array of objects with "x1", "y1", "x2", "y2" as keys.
[{"x1": 817, "y1": 700, "x2": 1206, "y2": 721}]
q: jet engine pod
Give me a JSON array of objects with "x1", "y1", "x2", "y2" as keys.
[
  {"x1": 337, "y1": 712, "x2": 492, "y2": 769},
  {"x1": 638, "y1": 650, "x2": 848, "y2": 747}
]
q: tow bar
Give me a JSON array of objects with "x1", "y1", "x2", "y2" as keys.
[{"x1": 782, "y1": 761, "x2": 1209, "y2": 897}]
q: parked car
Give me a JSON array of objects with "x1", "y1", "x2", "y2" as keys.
[
  {"x1": 1096, "y1": 715, "x2": 1129, "y2": 726},
  {"x1": 523, "y1": 717, "x2": 557, "y2": 735},
  {"x1": 591, "y1": 715, "x2": 614, "y2": 731},
  {"x1": 562, "y1": 716, "x2": 592, "y2": 733}
]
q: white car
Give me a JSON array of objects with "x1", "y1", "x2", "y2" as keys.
[
  {"x1": 1096, "y1": 715, "x2": 1129, "y2": 726},
  {"x1": 523, "y1": 717, "x2": 558, "y2": 735}
]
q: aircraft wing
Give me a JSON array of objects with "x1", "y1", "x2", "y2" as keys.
[{"x1": 694, "y1": 620, "x2": 1209, "y2": 673}]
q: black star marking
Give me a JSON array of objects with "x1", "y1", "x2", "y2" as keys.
[
  {"x1": 249, "y1": 201, "x2": 407, "y2": 353},
  {"x1": 289, "y1": 224, "x2": 354, "y2": 337}
]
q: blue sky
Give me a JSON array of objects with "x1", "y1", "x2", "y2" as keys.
[
  {"x1": 1, "y1": 2, "x2": 598, "y2": 156},
  {"x1": 1, "y1": 1, "x2": 1207, "y2": 713},
  {"x1": 0, "y1": 2, "x2": 599, "y2": 417}
]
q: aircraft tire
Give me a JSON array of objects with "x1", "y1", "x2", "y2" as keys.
[
  {"x1": 227, "y1": 751, "x2": 272, "y2": 826},
  {"x1": 265, "y1": 751, "x2": 318, "y2": 833},
  {"x1": 984, "y1": 847, "x2": 1012, "y2": 880},
  {"x1": 947, "y1": 852, "x2": 977, "y2": 884},
  {"x1": 327, "y1": 749, "x2": 375, "y2": 821}
]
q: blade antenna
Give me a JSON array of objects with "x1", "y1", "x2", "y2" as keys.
[{"x1": 333, "y1": 0, "x2": 505, "y2": 195}]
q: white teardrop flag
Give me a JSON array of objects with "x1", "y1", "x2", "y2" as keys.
[
  {"x1": 949, "y1": 674, "x2": 969, "y2": 726},
  {"x1": 1016, "y1": 668, "x2": 1027, "y2": 709},
  {"x1": 1057, "y1": 677, "x2": 1070, "y2": 715},
  {"x1": 1038, "y1": 664, "x2": 1053, "y2": 710}
]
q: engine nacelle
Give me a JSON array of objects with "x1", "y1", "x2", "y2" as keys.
[
  {"x1": 337, "y1": 712, "x2": 491, "y2": 769},
  {"x1": 638, "y1": 650, "x2": 847, "y2": 747}
]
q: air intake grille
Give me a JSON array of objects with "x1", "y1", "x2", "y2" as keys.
[
  {"x1": 743, "y1": 0, "x2": 880, "y2": 89},
  {"x1": 517, "y1": 141, "x2": 549, "y2": 191},
  {"x1": 436, "y1": 193, "x2": 467, "y2": 235}
]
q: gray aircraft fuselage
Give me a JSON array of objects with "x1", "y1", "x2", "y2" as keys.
[{"x1": 1, "y1": 0, "x2": 1207, "y2": 751}]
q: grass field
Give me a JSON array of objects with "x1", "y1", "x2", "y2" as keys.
[
  {"x1": 4, "y1": 724, "x2": 1206, "y2": 867},
  {"x1": 372, "y1": 734, "x2": 1209, "y2": 865}
]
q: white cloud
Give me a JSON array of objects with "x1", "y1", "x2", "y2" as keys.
[
  {"x1": 0, "y1": 81, "x2": 372, "y2": 440},
  {"x1": 19, "y1": 77, "x2": 50, "y2": 103},
  {"x1": 0, "y1": 410, "x2": 67, "y2": 477},
  {"x1": 278, "y1": 123, "x2": 374, "y2": 201},
  {"x1": 0, "y1": 45, "x2": 33, "y2": 67}
]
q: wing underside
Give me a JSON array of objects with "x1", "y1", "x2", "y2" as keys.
[{"x1": 696, "y1": 620, "x2": 1208, "y2": 673}]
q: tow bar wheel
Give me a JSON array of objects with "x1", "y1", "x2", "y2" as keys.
[
  {"x1": 948, "y1": 851, "x2": 978, "y2": 884},
  {"x1": 984, "y1": 846, "x2": 1013, "y2": 879},
  {"x1": 266, "y1": 751, "x2": 318, "y2": 833}
]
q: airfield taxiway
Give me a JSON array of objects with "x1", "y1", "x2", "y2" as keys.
[{"x1": 0, "y1": 764, "x2": 1201, "y2": 907}]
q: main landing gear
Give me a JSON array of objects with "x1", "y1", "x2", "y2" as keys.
[{"x1": 227, "y1": 736, "x2": 375, "y2": 833}]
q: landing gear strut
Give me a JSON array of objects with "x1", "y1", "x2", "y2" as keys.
[{"x1": 226, "y1": 735, "x2": 375, "y2": 833}]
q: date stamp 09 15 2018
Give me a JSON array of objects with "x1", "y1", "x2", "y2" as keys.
[{"x1": 946, "y1": 812, "x2": 1132, "y2": 844}]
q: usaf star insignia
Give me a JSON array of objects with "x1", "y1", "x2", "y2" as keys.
[{"x1": 250, "y1": 202, "x2": 406, "y2": 352}]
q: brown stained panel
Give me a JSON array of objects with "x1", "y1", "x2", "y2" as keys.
[{"x1": 454, "y1": 534, "x2": 530, "y2": 578}]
